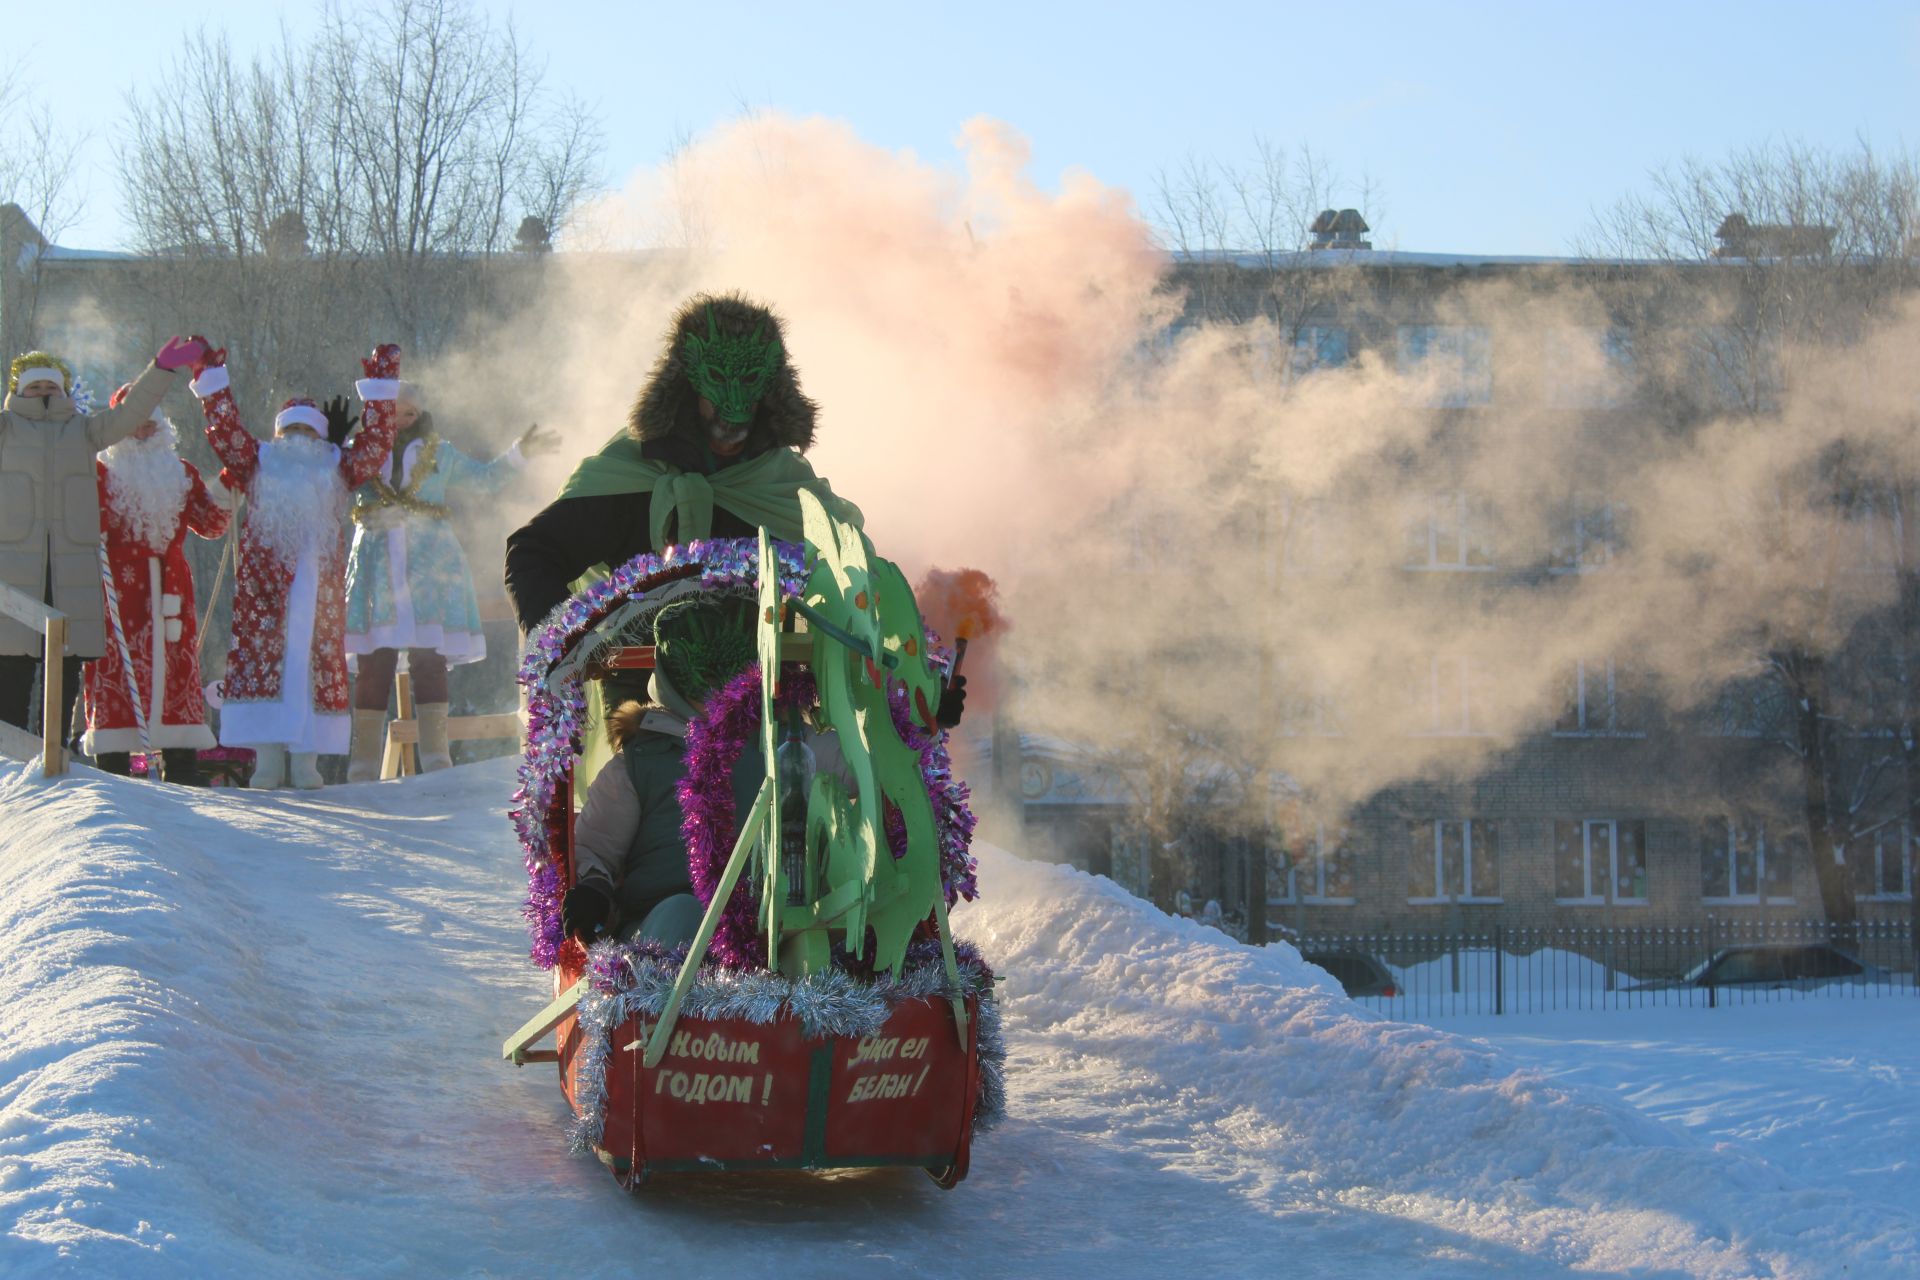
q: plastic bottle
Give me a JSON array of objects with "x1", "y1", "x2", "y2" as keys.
[{"x1": 775, "y1": 709, "x2": 815, "y2": 905}]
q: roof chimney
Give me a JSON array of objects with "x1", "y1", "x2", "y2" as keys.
[{"x1": 1310, "y1": 208, "x2": 1372, "y2": 251}]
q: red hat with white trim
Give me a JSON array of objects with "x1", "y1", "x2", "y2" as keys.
[{"x1": 274, "y1": 397, "x2": 327, "y2": 434}]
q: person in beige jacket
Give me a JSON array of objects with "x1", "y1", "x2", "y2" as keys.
[{"x1": 0, "y1": 337, "x2": 208, "y2": 738}]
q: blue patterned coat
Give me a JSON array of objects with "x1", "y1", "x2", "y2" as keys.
[{"x1": 344, "y1": 430, "x2": 523, "y2": 664}]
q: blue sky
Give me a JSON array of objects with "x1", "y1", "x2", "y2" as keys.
[{"x1": 30, "y1": 0, "x2": 1920, "y2": 255}]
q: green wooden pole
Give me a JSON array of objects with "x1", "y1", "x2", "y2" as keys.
[
  {"x1": 930, "y1": 891, "x2": 971, "y2": 1048},
  {"x1": 759, "y1": 529, "x2": 783, "y2": 969},
  {"x1": 501, "y1": 977, "x2": 590, "y2": 1063},
  {"x1": 642, "y1": 779, "x2": 772, "y2": 1069}
]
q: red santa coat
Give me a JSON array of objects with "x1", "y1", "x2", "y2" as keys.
[
  {"x1": 82, "y1": 457, "x2": 232, "y2": 752},
  {"x1": 195, "y1": 367, "x2": 397, "y2": 752}
]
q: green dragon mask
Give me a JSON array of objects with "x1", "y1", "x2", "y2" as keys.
[{"x1": 682, "y1": 305, "x2": 783, "y2": 425}]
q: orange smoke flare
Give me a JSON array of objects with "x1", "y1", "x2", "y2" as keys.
[{"x1": 914, "y1": 567, "x2": 1005, "y2": 644}]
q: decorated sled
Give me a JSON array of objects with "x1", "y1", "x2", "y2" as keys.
[{"x1": 501, "y1": 494, "x2": 1002, "y2": 1189}]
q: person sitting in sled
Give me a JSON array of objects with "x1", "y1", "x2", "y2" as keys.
[
  {"x1": 341, "y1": 379, "x2": 557, "y2": 780},
  {"x1": 503, "y1": 291, "x2": 862, "y2": 643},
  {"x1": 561, "y1": 595, "x2": 769, "y2": 948}
]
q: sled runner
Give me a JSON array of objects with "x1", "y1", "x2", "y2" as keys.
[{"x1": 502, "y1": 496, "x2": 1001, "y2": 1189}]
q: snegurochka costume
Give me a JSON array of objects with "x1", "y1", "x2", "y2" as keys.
[
  {"x1": 343, "y1": 384, "x2": 532, "y2": 779},
  {"x1": 503, "y1": 293, "x2": 862, "y2": 777}
]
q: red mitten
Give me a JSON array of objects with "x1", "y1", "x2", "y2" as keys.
[
  {"x1": 185, "y1": 336, "x2": 227, "y2": 376},
  {"x1": 155, "y1": 335, "x2": 208, "y2": 372},
  {"x1": 361, "y1": 343, "x2": 401, "y2": 380}
]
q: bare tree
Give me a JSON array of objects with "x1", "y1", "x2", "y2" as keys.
[
  {"x1": 118, "y1": 0, "x2": 604, "y2": 396},
  {"x1": 1588, "y1": 139, "x2": 1920, "y2": 923},
  {"x1": 0, "y1": 68, "x2": 91, "y2": 352}
]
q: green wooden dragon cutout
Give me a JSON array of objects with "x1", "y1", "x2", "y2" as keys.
[{"x1": 643, "y1": 493, "x2": 967, "y2": 1067}]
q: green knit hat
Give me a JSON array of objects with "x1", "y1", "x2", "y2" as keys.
[{"x1": 652, "y1": 595, "x2": 758, "y2": 705}]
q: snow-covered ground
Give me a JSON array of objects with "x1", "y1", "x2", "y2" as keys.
[{"x1": 2, "y1": 757, "x2": 1917, "y2": 1278}]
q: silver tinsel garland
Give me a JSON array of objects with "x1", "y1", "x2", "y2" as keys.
[{"x1": 565, "y1": 950, "x2": 1006, "y2": 1153}]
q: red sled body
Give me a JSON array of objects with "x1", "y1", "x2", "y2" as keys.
[{"x1": 554, "y1": 954, "x2": 983, "y2": 1188}]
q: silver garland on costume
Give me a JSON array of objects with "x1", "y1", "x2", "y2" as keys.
[{"x1": 565, "y1": 946, "x2": 1006, "y2": 1153}]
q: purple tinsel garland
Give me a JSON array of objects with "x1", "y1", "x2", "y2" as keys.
[
  {"x1": 511, "y1": 538, "x2": 808, "y2": 969},
  {"x1": 678, "y1": 662, "x2": 980, "y2": 969},
  {"x1": 677, "y1": 665, "x2": 816, "y2": 970}
]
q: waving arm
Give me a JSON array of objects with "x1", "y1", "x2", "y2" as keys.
[
  {"x1": 84, "y1": 336, "x2": 204, "y2": 452},
  {"x1": 188, "y1": 342, "x2": 261, "y2": 486},
  {"x1": 340, "y1": 344, "x2": 402, "y2": 489}
]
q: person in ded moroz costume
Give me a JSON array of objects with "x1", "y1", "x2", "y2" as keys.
[
  {"x1": 82, "y1": 381, "x2": 233, "y2": 781},
  {"x1": 191, "y1": 340, "x2": 401, "y2": 789}
]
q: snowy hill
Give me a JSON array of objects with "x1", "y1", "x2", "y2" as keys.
[{"x1": 2, "y1": 759, "x2": 1917, "y2": 1279}]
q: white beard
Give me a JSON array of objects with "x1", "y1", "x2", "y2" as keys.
[
  {"x1": 101, "y1": 420, "x2": 190, "y2": 550},
  {"x1": 249, "y1": 434, "x2": 346, "y2": 564}
]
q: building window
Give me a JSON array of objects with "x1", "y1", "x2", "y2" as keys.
[
  {"x1": 1545, "y1": 326, "x2": 1634, "y2": 409},
  {"x1": 1853, "y1": 825, "x2": 1913, "y2": 901},
  {"x1": 1291, "y1": 325, "x2": 1350, "y2": 377},
  {"x1": 1398, "y1": 324, "x2": 1492, "y2": 407},
  {"x1": 1409, "y1": 819, "x2": 1501, "y2": 903},
  {"x1": 1549, "y1": 498, "x2": 1624, "y2": 574},
  {"x1": 1297, "y1": 823, "x2": 1356, "y2": 903},
  {"x1": 1555, "y1": 658, "x2": 1642, "y2": 736},
  {"x1": 1267, "y1": 838, "x2": 1298, "y2": 905},
  {"x1": 1700, "y1": 817, "x2": 1796, "y2": 904},
  {"x1": 1839, "y1": 489, "x2": 1905, "y2": 576},
  {"x1": 1405, "y1": 492, "x2": 1495, "y2": 570},
  {"x1": 1701, "y1": 671, "x2": 1794, "y2": 739},
  {"x1": 1555, "y1": 819, "x2": 1649, "y2": 904},
  {"x1": 1411, "y1": 656, "x2": 1489, "y2": 737},
  {"x1": 1696, "y1": 326, "x2": 1780, "y2": 412}
]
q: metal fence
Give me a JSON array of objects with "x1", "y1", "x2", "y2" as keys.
[{"x1": 1295, "y1": 918, "x2": 1918, "y2": 1019}]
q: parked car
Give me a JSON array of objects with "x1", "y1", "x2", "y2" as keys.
[
  {"x1": 1303, "y1": 950, "x2": 1399, "y2": 999},
  {"x1": 1628, "y1": 942, "x2": 1889, "y2": 991}
]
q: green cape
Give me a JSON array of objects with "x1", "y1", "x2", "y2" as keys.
[
  {"x1": 557, "y1": 432, "x2": 862, "y2": 792},
  {"x1": 559, "y1": 432, "x2": 862, "y2": 553}
]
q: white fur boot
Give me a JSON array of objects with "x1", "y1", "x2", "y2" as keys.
[
  {"x1": 289, "y1": 752, "x2": 324, "y2": 789},
  {"x1": 347, "y1": 709, "x2": 387, "y2": 782},
  {"x1": 249, "y1": 744, "x2": 287, "y2": 790},
  {"x1": 417, "y1": 702, "x2": 452, "y2": 772}
]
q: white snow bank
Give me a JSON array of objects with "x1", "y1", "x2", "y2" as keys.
[
  {"x1": 1456, "y1": 1001, "x2": 1920, "y2": 1221},
  {"x1": 1, "y1": 759, "x2": 1916, "y2": 1278},
  {"x1": 957, "y1": 852, "x2": 1920, "y2": 1278}
]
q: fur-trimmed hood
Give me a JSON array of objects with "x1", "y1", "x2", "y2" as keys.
[
  {"x1": 606, "y1": 699, "x2": 651, "y2": 748},
  {"x1": 628, "y1": 293, "x2": 818, "y2": 453}
]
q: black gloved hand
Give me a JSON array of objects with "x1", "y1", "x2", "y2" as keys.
[
  {"x1": 562, "y1": 883, "x2": 612, "y2": 943},
  {"x1": 321, "y1": 394, "x2": 360, "y2": 447},
  {"x1": 935, "y1": 674, "x2": 968, "y2": 729}
]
